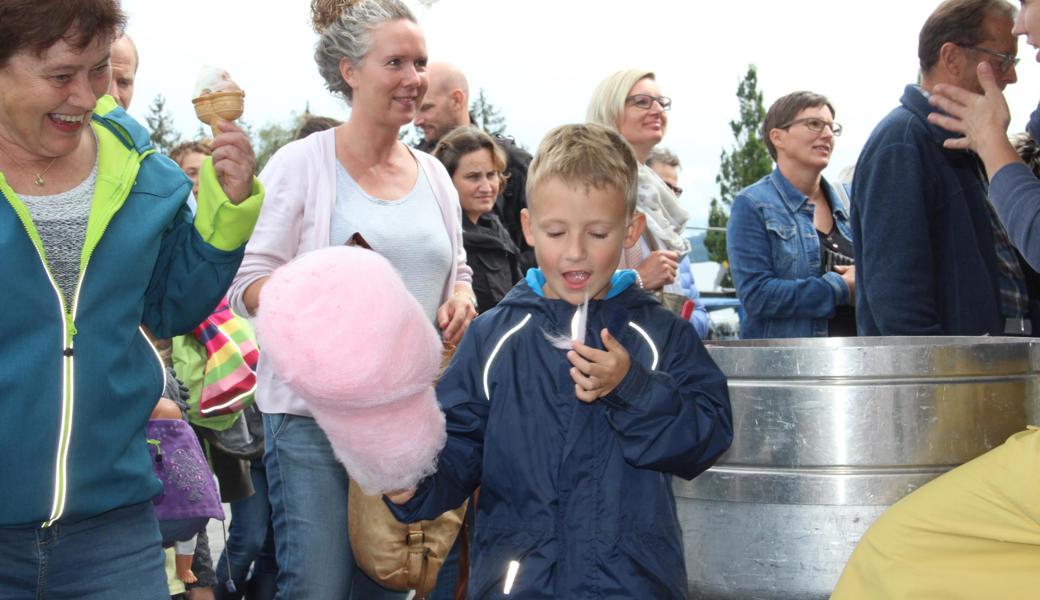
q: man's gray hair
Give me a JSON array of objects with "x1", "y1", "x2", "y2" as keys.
[
  {"x1": 646, "y1": 147, "x2": 680, "y2": 169},
  {"x1": 312, "y1": 0, "x2": 417, "y2": 105}
]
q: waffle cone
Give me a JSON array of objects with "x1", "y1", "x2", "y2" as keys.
[{"x1": 192, "y1": 90, "x2": 245, "y2": 131}]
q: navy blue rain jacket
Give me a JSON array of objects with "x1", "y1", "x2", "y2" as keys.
[{"x1": 391, "y1": 272, "x2": 733, "y2": 599}]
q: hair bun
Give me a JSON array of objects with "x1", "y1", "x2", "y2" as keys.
[{"x1": 311, "y1": 0, "x2": 361, "y2": 33}]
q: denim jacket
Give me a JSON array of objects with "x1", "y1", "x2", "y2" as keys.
[{"x1": 727, "y1": 168, "x2": 853, "y2": 338}]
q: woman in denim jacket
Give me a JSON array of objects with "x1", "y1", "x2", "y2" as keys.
[{"x1": 727, "y1": 91, "x2": 856, "y2": 339}]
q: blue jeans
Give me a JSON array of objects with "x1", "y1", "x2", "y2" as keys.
[
  {"x1": 264, "y1": 413, "x2": 407, "y2": 600},
  {"x1": 216, "y1": 459, "x2": 275, "y2": 597},
  {"x1": 0, "y1": 501, "x2": 167, "y2": 599}
]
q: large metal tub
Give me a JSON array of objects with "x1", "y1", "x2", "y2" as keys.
[{"x1": 677, "y1": 336, "x2": 1040, "y2": 599}]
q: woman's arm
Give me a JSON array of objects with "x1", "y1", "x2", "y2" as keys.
[{"x1": 226, "y1": 148, "x2": 306, "y2": 317}]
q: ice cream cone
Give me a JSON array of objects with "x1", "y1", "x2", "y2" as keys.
[{"x1": 193, "y1": 90, "x2": 245, "y2": 137}]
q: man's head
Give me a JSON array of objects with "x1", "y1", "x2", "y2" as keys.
[
  {"x1": 294, "y1": 115, "x2": 342, "y2": 140},
  {"x1": 107, "y1": 33, "x2": 137, "y2": 109},
  {"x1": 919, "y1": 0, "x2": 1018, "y2": 93},
  {"x1": 521, "y1": 123, "x2": 644, "y2": 305},
  {"x1": 646, "y1": 147, "x2": 682, "y2": 197},
  {"x1": 414, "y1": 61, "x2": 469, "y2": 146}
]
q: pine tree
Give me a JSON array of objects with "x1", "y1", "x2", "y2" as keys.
[
  {"x1": 253, "y1": 118, "x2": 296, "y2": 174},
  {"x1": 469, "y1": 88, "x2": 507, "y2": 136},
  {"x1": 705, "y1": 65, "x2": 773, "y2": 288},
  {"x1": 145, "y1": 94, "x2": 181, "y2": 155}
]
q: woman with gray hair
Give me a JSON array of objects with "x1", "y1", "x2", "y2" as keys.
[
  {"x1": 226, "y1": 0, "x2": 474, "y2": 597},
  {"x1": 587, "y1": 70, "x2": 692, "y2": 312}
]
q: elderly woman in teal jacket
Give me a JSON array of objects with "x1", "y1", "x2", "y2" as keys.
[{"x1": 0, "y1": 2, "x2": 263, "y2": 598}]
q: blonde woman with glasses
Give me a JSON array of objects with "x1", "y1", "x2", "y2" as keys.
[{"x1": 587, "y1": 69, "x2": 694, "y2": 316}]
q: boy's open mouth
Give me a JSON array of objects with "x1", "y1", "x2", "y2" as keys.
[{"x1": 563, "y1": 271, "x2": 591, "y2": 288}]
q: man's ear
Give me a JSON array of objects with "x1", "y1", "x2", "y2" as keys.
[
  {"x1": 520, "y1": 208, "x2": 536, "y2": 247},
  {"x1": 938, "y1": 41, "x2": 965, "y2": 79},
  {"x1": 450, "y1": 89, "x2": 466, "y2": 111},
  {"x1": 624, "y1": 212, "x2": 646, "y2": 249}
]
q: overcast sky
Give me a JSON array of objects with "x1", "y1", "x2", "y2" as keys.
[{"x1": 120, "y1": 0, "x2": 1040, "y2": 227}]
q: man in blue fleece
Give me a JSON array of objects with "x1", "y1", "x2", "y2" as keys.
[
  {"x1": 852, "y1": 0, "x2": 1035, "y2": 336},
  {"x1": 929, "y1": 0, "x2": 1040, "y2": 270}
]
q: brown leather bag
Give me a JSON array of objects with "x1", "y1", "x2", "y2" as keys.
[
  {"x1": 348, "y1": 482, "x2": 467, "y2": 598},
  {"x1": 347, "y1": 342, "x2": 467, "y2": 598}
]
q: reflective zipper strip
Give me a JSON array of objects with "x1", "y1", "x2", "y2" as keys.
[
  {"x1": 483, "y1": 314, "x2": 532, "y2": 401},
  {"x1": 627, "y1": 322, "x2": 659, "y2": 370},
  {"x1": 42, "y1": 264, "x2": 84, "y2": 528}
]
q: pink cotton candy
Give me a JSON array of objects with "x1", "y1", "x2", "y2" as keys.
[{"x1": 256, "y1": 245, "x2": 446, "y2": 494}]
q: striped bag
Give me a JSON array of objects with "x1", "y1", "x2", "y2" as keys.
[{"x1": 189, "y1": 299, "x2": 259, "y2": 417}]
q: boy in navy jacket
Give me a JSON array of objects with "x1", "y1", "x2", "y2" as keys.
[{"x1": 389, "y1": 123, "x2": 732, "y2": 599}]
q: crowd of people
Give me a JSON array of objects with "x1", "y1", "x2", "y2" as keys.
[{"x1": 2, "y1": 0, "x2": 1040, "y2": 598}]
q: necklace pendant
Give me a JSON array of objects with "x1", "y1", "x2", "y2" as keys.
[{"x1": 33, "y1": 174, "x2": 44, "y2": 186}]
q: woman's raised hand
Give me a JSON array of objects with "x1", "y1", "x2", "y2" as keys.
[
  {"x1": 637, "y1": 250, "x2": 680, "y2": 291},
  {"x1": 210, "y1": 118, "x2": 257, "y2": 205}
]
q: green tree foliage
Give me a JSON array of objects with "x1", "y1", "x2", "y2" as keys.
[
  {"x1": 470, "y1": 88, "x2": 507, "y2": 136},
  {"x1": 705, "y1": 65, "x2": 773, "y2": 287},
  {"x1": 253, "y1": 117, "x2": 296, "y2": 174},
  {"x1": 146, "y1": 94, "x2": 181, "y2": 156}
]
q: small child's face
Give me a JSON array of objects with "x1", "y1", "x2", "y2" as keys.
[{"x1": 521, "y1": 176, "x2": 644, "y2": 305}]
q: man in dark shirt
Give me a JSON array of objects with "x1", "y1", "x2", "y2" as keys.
[{"x1": 415, "y1": 62, "x2": 535, "y2": 270}]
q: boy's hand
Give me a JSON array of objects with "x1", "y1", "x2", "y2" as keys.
[
  {"x1": 386, "y1": 488, "x2": 416, "y2": 505},
  {"x1": 567, "y1": 328, "x2": 630, "y2": 403}
]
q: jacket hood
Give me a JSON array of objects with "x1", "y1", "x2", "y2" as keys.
[{"x1": 497, "y1": 268, "x2": 660, "y2": 313}]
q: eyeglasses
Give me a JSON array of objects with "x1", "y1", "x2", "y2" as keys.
[
  {"x1": 664, "y1": 182, "x2": 683, "y2": 197},
  {"x1": 780, "y1": 117, "x2": 843, "y2": 136},
  {"x1": 626, "y1": 94, "x2": 672, "y2": 111},
  {"x1": 960, "y1": 45, "x2": 1019, "y2": 73}
]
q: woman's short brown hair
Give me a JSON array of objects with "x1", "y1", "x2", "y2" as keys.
[
  {"x1": 432, "y1": 126, "x2": 507, "y2": 179},
  {"x1": 0, "y1": 0, "x2": 125, "y2": 67},
  {"x1": 762, "y1": 91, "x2": 835, "y2": 161}
]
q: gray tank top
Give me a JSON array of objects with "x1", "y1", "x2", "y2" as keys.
[
  {"x1": 21, "y1": 163, "x2": 98, "y2": 311},
  {"x1": 330, "y1": 161, "x2": 452, "y2": 323}
]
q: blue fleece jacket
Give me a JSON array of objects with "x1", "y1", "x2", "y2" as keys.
[{"x1": 852, "y1": 85, "x2": 1011, "y2": 336}]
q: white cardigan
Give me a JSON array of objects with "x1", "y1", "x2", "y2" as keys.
[{"x1": 227, "y1": 128, "x2": 472, "y2": 417}]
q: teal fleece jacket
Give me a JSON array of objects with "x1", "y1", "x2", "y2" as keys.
[{"x1": 0, "y1": 96, "x2": 263, "y2": 528}]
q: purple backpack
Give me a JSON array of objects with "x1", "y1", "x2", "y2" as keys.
[{"x1": 147, "y1": 418, "x2": 225, "y2": 547}]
